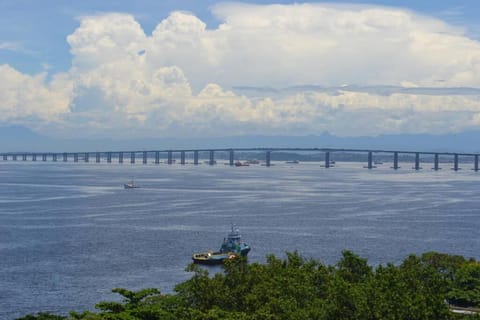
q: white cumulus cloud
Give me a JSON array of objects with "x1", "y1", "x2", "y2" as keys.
[
  {"x1": 0, "y1": 64, "x2": 72, "y2": 124},
  {"x1": 1, "y1": 3, "x2": 480, "y2": 138}
]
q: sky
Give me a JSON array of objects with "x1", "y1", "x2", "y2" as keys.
[{"x1": 1, "y1": 0, "x2": 480, "y2": 140}]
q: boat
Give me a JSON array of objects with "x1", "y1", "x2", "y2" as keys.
[
  {"x1": 124, "y1": 180, "x2": 139, "y2": 189},
  {"x1": 235, "y1": 161, "x2": 250, "y2": 167},
  {"x1": 203, "y1": 160, "x2": 217, "y2": 165},
  {"x1": 192, "y1": 225, "x2": 251, "y2": 265},
  {"x1": 286, "y1": 160, "x2": 300, "y2": 164}
]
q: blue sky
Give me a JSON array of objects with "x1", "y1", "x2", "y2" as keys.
[
  {"x1": 2, "y1": 0, "x2": 479, "y2": 75},
  {"x1": 1, "y1": 1, "x2": 480, "y2": 140}
]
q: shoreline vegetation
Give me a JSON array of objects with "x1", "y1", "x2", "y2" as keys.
[{"x1": 19, "y1": 251, "x2": 480, "y2": 320}]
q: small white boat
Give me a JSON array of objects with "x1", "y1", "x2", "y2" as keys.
[
  {"x1": 124, "y1": 180, "x2": 139, "y2": 189},
  {"x1": 235, "y1": 161, "x2": 250, "y2": 167}
]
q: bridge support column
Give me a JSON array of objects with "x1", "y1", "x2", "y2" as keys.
[
  {"x1": 433, "y1": 153, "x2": 440, "y2": 171},
  {"x1": 22, "y1": 154, "x2": 27, "y2": 161},
  {"x1": 475, "y1": 155, "x2": 479, "y2": 172},
  {"x1": 266, "y1": 151, "x2": 271, "y2": 167},
  {"x1": 209, "y1": 150, "x2": 215, "y2": 165},
  {"x1": 32, "y1": 154, "x2": 37, "y2": 161},
  {"x1": 155, "y1": 152, "x2": 159, "y2": 164},
  {"x1": 130, "y1": 152, "x2": 135, "y2": 164},
  {"x1": 13, "y1": 155, "x2": 17, "y2": 161},
  {"x1": 168, "y1": 151, "x2": 173, "y2": 165},
  {"x1": 53, "y1": 154, "x2": 57, "y2": 162},
  {"x1": 324, "y1": 152, "x2": 330, "y2": 168},
  {"x1": 229, "y1": 150, "x2": 234, "y2": 166},
  {"x1": 2, "y1": 155, "x2": 6, "y2": 161},
  {"x1": 453, "y1": 154, "x2": 459, "y2": 171},
  {"x1": 84, "y1": 153, "x2": 89, "y2": 162},
  {"x1": 142, "y1": 151, "x2": 147, "y2": 164},
  {"x1": 74, "y1": 153, "x2": 78, "y2": 162},
  {"x1": 119, "y1": 152, "x2": 123, "y2": 164},
  {"x1": 194, "y1": 151, "x2": 199, "y2": 165},
  {"x1": 392, "y1": 152, "x2": 399, "y2": 170},
  {"x1": 367, "y1": 151, "x2": 373, "y2": 169},
  {"x1": 96, "y1": 152, "x2": 100, "y2": 163},
  {"x1": 42, "y1": 154, "x2": 47, "y2": 162},
  {"x1": 181, "y1": 151, "x2": 186, "y2": 165},
  {"x1": 107, "y1": 152, "x2": 112, "y2": 163},
  {"x1": 414, "y1": 153, "x2": 420, "y2": 170},
  {"x1": 63, "y1": 153, "x2": 67, "y2": 162}
]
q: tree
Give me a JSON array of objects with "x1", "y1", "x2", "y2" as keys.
[
  {"x1": 16, "y1": 313, "x2": 67, "y2": 320},
  {"x1": 447, "y1": 262, "x2": 480, "y2": 308},
  {"x1": 16, "y1": 251, "x2": 480, "y2": 320},
  {"x1": 336, "y1": 250, "x2": 372, "y2": 283}
]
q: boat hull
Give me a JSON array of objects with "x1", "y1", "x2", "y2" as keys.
[
  {"x1": 192, "y1": 247, "x2": 250, "y2": 265},
  {"x1": 192, "y1": 252, "x2": 232, "y2": 265}
]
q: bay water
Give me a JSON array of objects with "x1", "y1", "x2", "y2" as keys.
[{"x1": 0, "y1": 161, "x2": 479, "y2": 318}]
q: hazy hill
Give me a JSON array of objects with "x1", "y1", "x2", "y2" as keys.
[{"x1": 1, "y1": 125, "x2": 480, "y2": 153}]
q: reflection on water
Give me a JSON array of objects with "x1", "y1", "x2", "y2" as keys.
[{"x1": 0, "y1": 161, "x2": 479, "y2": 317}]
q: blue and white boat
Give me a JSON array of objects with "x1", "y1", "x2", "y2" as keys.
[{"x1": 192, "y1": 226, "x2": 250, "y2": 265}]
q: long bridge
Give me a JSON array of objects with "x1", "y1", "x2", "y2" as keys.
[{"x1": 1, "y1": 148, "x2": 479, "y2": 171}]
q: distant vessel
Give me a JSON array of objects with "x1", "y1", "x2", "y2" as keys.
[
  {"x1": 124, "y1": 180, "x2": 139, "y2": 189},
  {"x1": 192, "y1": 225, "x2": 251, "y2": 265},
  {"x1": 286, "y1": 160, "x2": 300, "y2": 164},
  {"x1": 235, "y1": 161, "x2": 250, "y2": 167},
  {"x1": 203, "y1": 160, "x2": 217, "y2": 165}
]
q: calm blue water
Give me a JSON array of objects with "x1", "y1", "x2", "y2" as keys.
[{"x1": 0, "y1": 161, "x2": 479, "y2": 318}]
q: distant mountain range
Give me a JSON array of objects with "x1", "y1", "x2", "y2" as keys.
[
  {"x1": 1, "y1": 125, "x2": 480, "y2": 153},
  {"x1": 233, "y1": 84, "x2": 480, "y2": 97}
]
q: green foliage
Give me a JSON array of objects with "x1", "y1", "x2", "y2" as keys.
[
  {"x1": 447, "y1": 262, "x2": 480, "y2": 307},
  {"x1": 394, "y1": 255, "x2": 450, "y2": 319},
  {"x1": 16, "y1": 313, "x2": 67, "y2": 320},
  {"x1": 336, "y1": 250, "x2": 372, "y2": 283},
  {"x1": 95, "y1": 288, "x2": 161, "y2": 314},
  {"x1": 420, "y1": 252, "x2": 480, "y2": 308},
  {"x1": 421, "y1": 252, "x2": 468, "y2": 281},
  {"x1": 17, "y1": 251, "x2": 480, "y2": 320}
]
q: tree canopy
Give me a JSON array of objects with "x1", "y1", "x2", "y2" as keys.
[{"x1": 18, "y1": 251, "x2": 480, "y2": 320}]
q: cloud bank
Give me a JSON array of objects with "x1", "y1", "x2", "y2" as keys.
[{"x1": 1, "y1": 3, "x2": 480, "y2": 138}]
